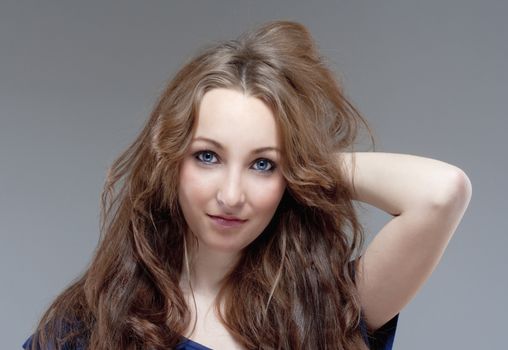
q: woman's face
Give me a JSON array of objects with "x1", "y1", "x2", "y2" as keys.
[{"x1": 178, "y1": 88, "x2": 286, "y2": 254}]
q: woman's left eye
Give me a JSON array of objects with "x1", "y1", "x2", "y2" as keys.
[
  {"x1": 252, "y1": 158, "x2": 276, "y2": 172},
  {"x1": 194, "y1": 150, "x2": 276, "y2": 173}
]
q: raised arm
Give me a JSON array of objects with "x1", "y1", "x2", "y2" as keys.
[{"x1": 339, "y1": 152, "x2": 472, "y2": 332}]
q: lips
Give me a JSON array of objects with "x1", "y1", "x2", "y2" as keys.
[
  {"x1": 207, "y1": 214, "x2": 247, "y2": 229},
  {"x1": 207, "y1": 214, "x2": 247, "y2": 222}
]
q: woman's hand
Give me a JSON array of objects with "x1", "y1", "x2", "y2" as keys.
[{"x1": 339, "y1": 152, "x2": 472, "y2": 332}]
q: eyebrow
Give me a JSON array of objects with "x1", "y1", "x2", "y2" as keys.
[{"x1": 192, "y1": 136, "x2": 281, "y2": 154}]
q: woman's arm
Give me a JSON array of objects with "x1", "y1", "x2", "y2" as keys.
[{"x1": 339, "y1": 152, "x2": 472, "y2": 332}]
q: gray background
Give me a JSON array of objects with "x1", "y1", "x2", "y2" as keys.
[{"x1": 1, "y1": 1, "x2": 506, "y2": 349}]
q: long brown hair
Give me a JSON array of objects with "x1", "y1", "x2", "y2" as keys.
[{"x1": 28, "y1": 20, "x2": 375, "y2": 349}]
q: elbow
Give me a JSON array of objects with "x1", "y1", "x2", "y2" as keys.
[{"x1": 428, "y1": 167, "x2": 473, "y2": 211}]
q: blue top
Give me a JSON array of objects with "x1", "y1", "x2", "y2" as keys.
[
  {"x1": 22, "y1": 313, "x2": 398, "y2": 349},
  {"x1": 361, "y1": 313, "x2": 399, "y2": 349}
]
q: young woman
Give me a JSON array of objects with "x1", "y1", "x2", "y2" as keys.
[{"x1": 23, "y1": 20, "x2": 472, "y2": 350}]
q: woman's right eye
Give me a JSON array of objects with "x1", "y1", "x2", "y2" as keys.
[{"x1": 194, "y1": 150, "x2": 218, "y2": 164}]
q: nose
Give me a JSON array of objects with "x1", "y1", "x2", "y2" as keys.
[{"x1": 216, "y1": 168, "x2": 245, "y2": 210}]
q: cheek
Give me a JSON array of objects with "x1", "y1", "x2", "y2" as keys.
[
  {"x1": 248, "y1": 177, "x2": 286, "y2": 213},
  {"x1": 178, "y1": 162, "x2": 211, "y2": 206}
]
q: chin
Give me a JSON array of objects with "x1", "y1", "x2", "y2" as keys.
[
  {"x1": 205, "y1": 240, "x2": 244, "y2": 254},
  {"x1": 198, "y1": 234, "x2": 251, "y2": 255}
]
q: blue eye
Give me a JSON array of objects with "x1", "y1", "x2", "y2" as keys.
[
  {"x1": 195, "y1": 150, "x2": 218, "y2": 164},
  {"x1": 194, "y1": 150, "x2": 276, "y2": 173},
  {"x1": 253, "y1": 158, "x2": 275, "y2": 172}
]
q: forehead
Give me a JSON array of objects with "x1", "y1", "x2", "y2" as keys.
[{"x1": 193, "y1": 88, "x2": 280, "y2": 149}]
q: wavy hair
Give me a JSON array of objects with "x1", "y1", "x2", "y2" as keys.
[{"x1": 28, "y1": 20, "x2": 376, "y2": 349}]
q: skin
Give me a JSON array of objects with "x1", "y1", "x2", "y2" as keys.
[
  {"x1": 177, "y1": 88, "x2": 286, "y2": 348},
  {"x1": 339, "y1": 152, "x2": 472, "y2": 331}
]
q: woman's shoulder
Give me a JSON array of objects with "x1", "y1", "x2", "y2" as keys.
[
  {"x1": 22, "y1": 333, "x2": 87, "y2": 350},
  {"x1": 23, "y1": 331, "x2": 210, "y2": 350},
  {"x1": 23, "y1": 329, "x2": 88, "y2": 350},
  {"x1": 22, "y1": 318, "x2": 88, "y2": 350},
  {"x1": 351, "y1": 258, "x2": 399, "y2": 349},
  {"x1": 360, "y1": 313, "x2": 399, "y2": 350}
]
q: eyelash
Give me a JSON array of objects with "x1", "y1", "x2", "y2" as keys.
[{"x1": 193, "y1": 150, "x2": 277, "y2": 173}]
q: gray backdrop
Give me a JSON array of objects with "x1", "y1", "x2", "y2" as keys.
[{"x1": 2, "y1": 1, "x2": 506, "y2": 349}]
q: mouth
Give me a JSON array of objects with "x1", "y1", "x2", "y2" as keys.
[
  {"x1": 207, "y1": 214, "x2": 247, "y2": 228},
  {"x1": 207, "y1": 214, "x2": 247, "y2": 222}
]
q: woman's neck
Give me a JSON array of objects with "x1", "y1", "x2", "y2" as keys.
[{"x1": 181, "y1": 240, "x2": 241, "y2": 297}]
